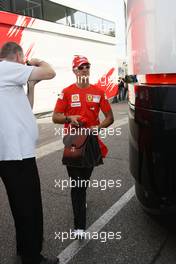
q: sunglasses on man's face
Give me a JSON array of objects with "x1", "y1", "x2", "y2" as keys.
[{"x1": 77, "y1": 64, "x2": 90, "y2": 70}]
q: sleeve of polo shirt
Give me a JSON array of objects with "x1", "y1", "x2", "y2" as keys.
[
  {"x1": 100, "y1": 92, "x2": 111, "y2": 113},
  {"x1": 54, "y1": 90, "x2": 67, "y2": 113},
  {"x1": 13, "y1": 63, "x2": 34, "y2": 86}
]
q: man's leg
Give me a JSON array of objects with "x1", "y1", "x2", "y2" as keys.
[
  {"x1": 0, "y1": 158, "x2": 43, "y2": 262},
  {"x1": 66, "y1": 166, "x2": 93, "y2": 230}
]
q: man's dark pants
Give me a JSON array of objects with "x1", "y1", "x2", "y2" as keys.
[
  {"x1": 0, "y1": 158, "x2": 43, "y2": 263},
  {"x1": 66, "y1": 166, "x2": 93, "y2": 230}
]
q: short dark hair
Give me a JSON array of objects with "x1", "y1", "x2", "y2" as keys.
[{"x1": 0, "y1": 42, "x2": 23, "y2": 58}]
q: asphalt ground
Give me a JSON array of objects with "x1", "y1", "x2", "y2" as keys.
[{"x1": 1, "y1": 102, "x2": 176, "y2": 264}]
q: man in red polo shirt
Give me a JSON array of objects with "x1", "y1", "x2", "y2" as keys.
[{"x1": 52, "y1": 55, "x2": 114, "y2": 238}]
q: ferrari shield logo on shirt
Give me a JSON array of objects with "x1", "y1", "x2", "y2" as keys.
[
  {"x1": 87, "y1": 94, "x2": 101, "y2": 103},
  {"x1": 87, "y1": 94, "x2": 93, "y2": 102},
  {"x1": 71, "y1": 94, "x2": 80, "y2": 102}
]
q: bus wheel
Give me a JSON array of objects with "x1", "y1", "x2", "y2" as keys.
[
  {"x1": 135, "y1": 181, "x2": 163, "y2": 215},
  {"x1": 135, "y1": 181, "x2": 176, "y2": 215}
]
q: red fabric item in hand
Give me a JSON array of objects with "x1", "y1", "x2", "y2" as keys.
[{"x1": 98, "y1": 137, "x2": 108, "y2": 158}]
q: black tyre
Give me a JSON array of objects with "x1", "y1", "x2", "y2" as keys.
[{"x1": 135, "y1": 181, "x2": 176, "y2": 215}]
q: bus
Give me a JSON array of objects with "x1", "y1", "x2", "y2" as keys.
[
  {"x1": 0, "y1": 0, "x2": 118, "y2": 113},
  {"x1": 127, "y1": 0, "x2": 176, "y2": 214}
]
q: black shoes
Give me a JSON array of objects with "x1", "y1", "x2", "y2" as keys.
[
  {"x1": 40, "y1": 256, "x2": 59, "y2": 264},
  {"x1": 20, "y1": 255, "x2": 59, "y2": 264}
]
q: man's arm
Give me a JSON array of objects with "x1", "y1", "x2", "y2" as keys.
[
  {"x1": 27, "y1": 80, "x2": 40, "y2": 108},
  {"x1": 26, "y1": 58, "x2": 55, "y2": 108},
  {"x1": 28, "y1": 58, "x2": 56, "y2": 81},
  {"x1": 97, "y1": 109, "x2": 114, "y2": 129},
  {"x1": 52, "y1": 112, "x2": 81, "y2": 126}
]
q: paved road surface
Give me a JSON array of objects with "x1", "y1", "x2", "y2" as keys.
[{"x1": 1, "y1": 103, "x2": 176, "y2": 264}]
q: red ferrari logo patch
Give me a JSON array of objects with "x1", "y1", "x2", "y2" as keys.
[{"x1": 87, "y1": 94, "x2": 93, "y2": 102}]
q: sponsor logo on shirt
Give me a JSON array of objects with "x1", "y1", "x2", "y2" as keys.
[
  {"x1": 104, "y1": 93, "x2": 108, "y2": 100},
  {"x1": 87, "y1": 94, "x2": 101, "y2": 103},
  {"x1": 90, "y1": 107, "x2": 95, "y2": 110},
  {"x1": 93, "y1": 95, "x2": 101, "y2": 103},
  {"x1": 58, "y1": 93, "x2": 64, "y2": 99},
  {"x1": 71, "y1": 102, "x2": 81, "y2": 107},
  {"x1": 71, "y1": 94, "x2": 80, "y2": 102}
]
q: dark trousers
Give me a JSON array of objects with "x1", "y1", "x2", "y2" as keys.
[
  {"x1": 66, "y1": 166, "x2": 93, "y2": 230},
  {"x1": 0, "y1": 158, "x2": 43, "y2": 264},
  {"x1": 118, "y1": 87, "x2": 125, "y2": 101}
]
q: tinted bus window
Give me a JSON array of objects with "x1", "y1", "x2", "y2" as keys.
[
  {"x1": 67, "y1": 8, "x2": 87, "y2": 30},
  {"x1": 87, "y1": 14, "x2": 102, "y2": 33},
  {"x1": 0, "y1": 0, "x2": 11, "y2": 12},
  {"x1": 102, "y1": 19, "x2": 115, "y2": 37},
  {"x1": 43, "y1": 0, "x2": 67, "y2": 25},
  {"x1": 12, "y1": 0, "x2": 42, "y2": 19}
]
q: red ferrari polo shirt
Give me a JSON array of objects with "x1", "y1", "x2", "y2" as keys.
[{"x1": 54, "y1": 83, "x2": 111, "y2": 127}]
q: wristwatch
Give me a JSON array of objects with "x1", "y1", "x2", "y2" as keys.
[{"x1": 65, "y1": 116, "x2": 70, "y2": 124}]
